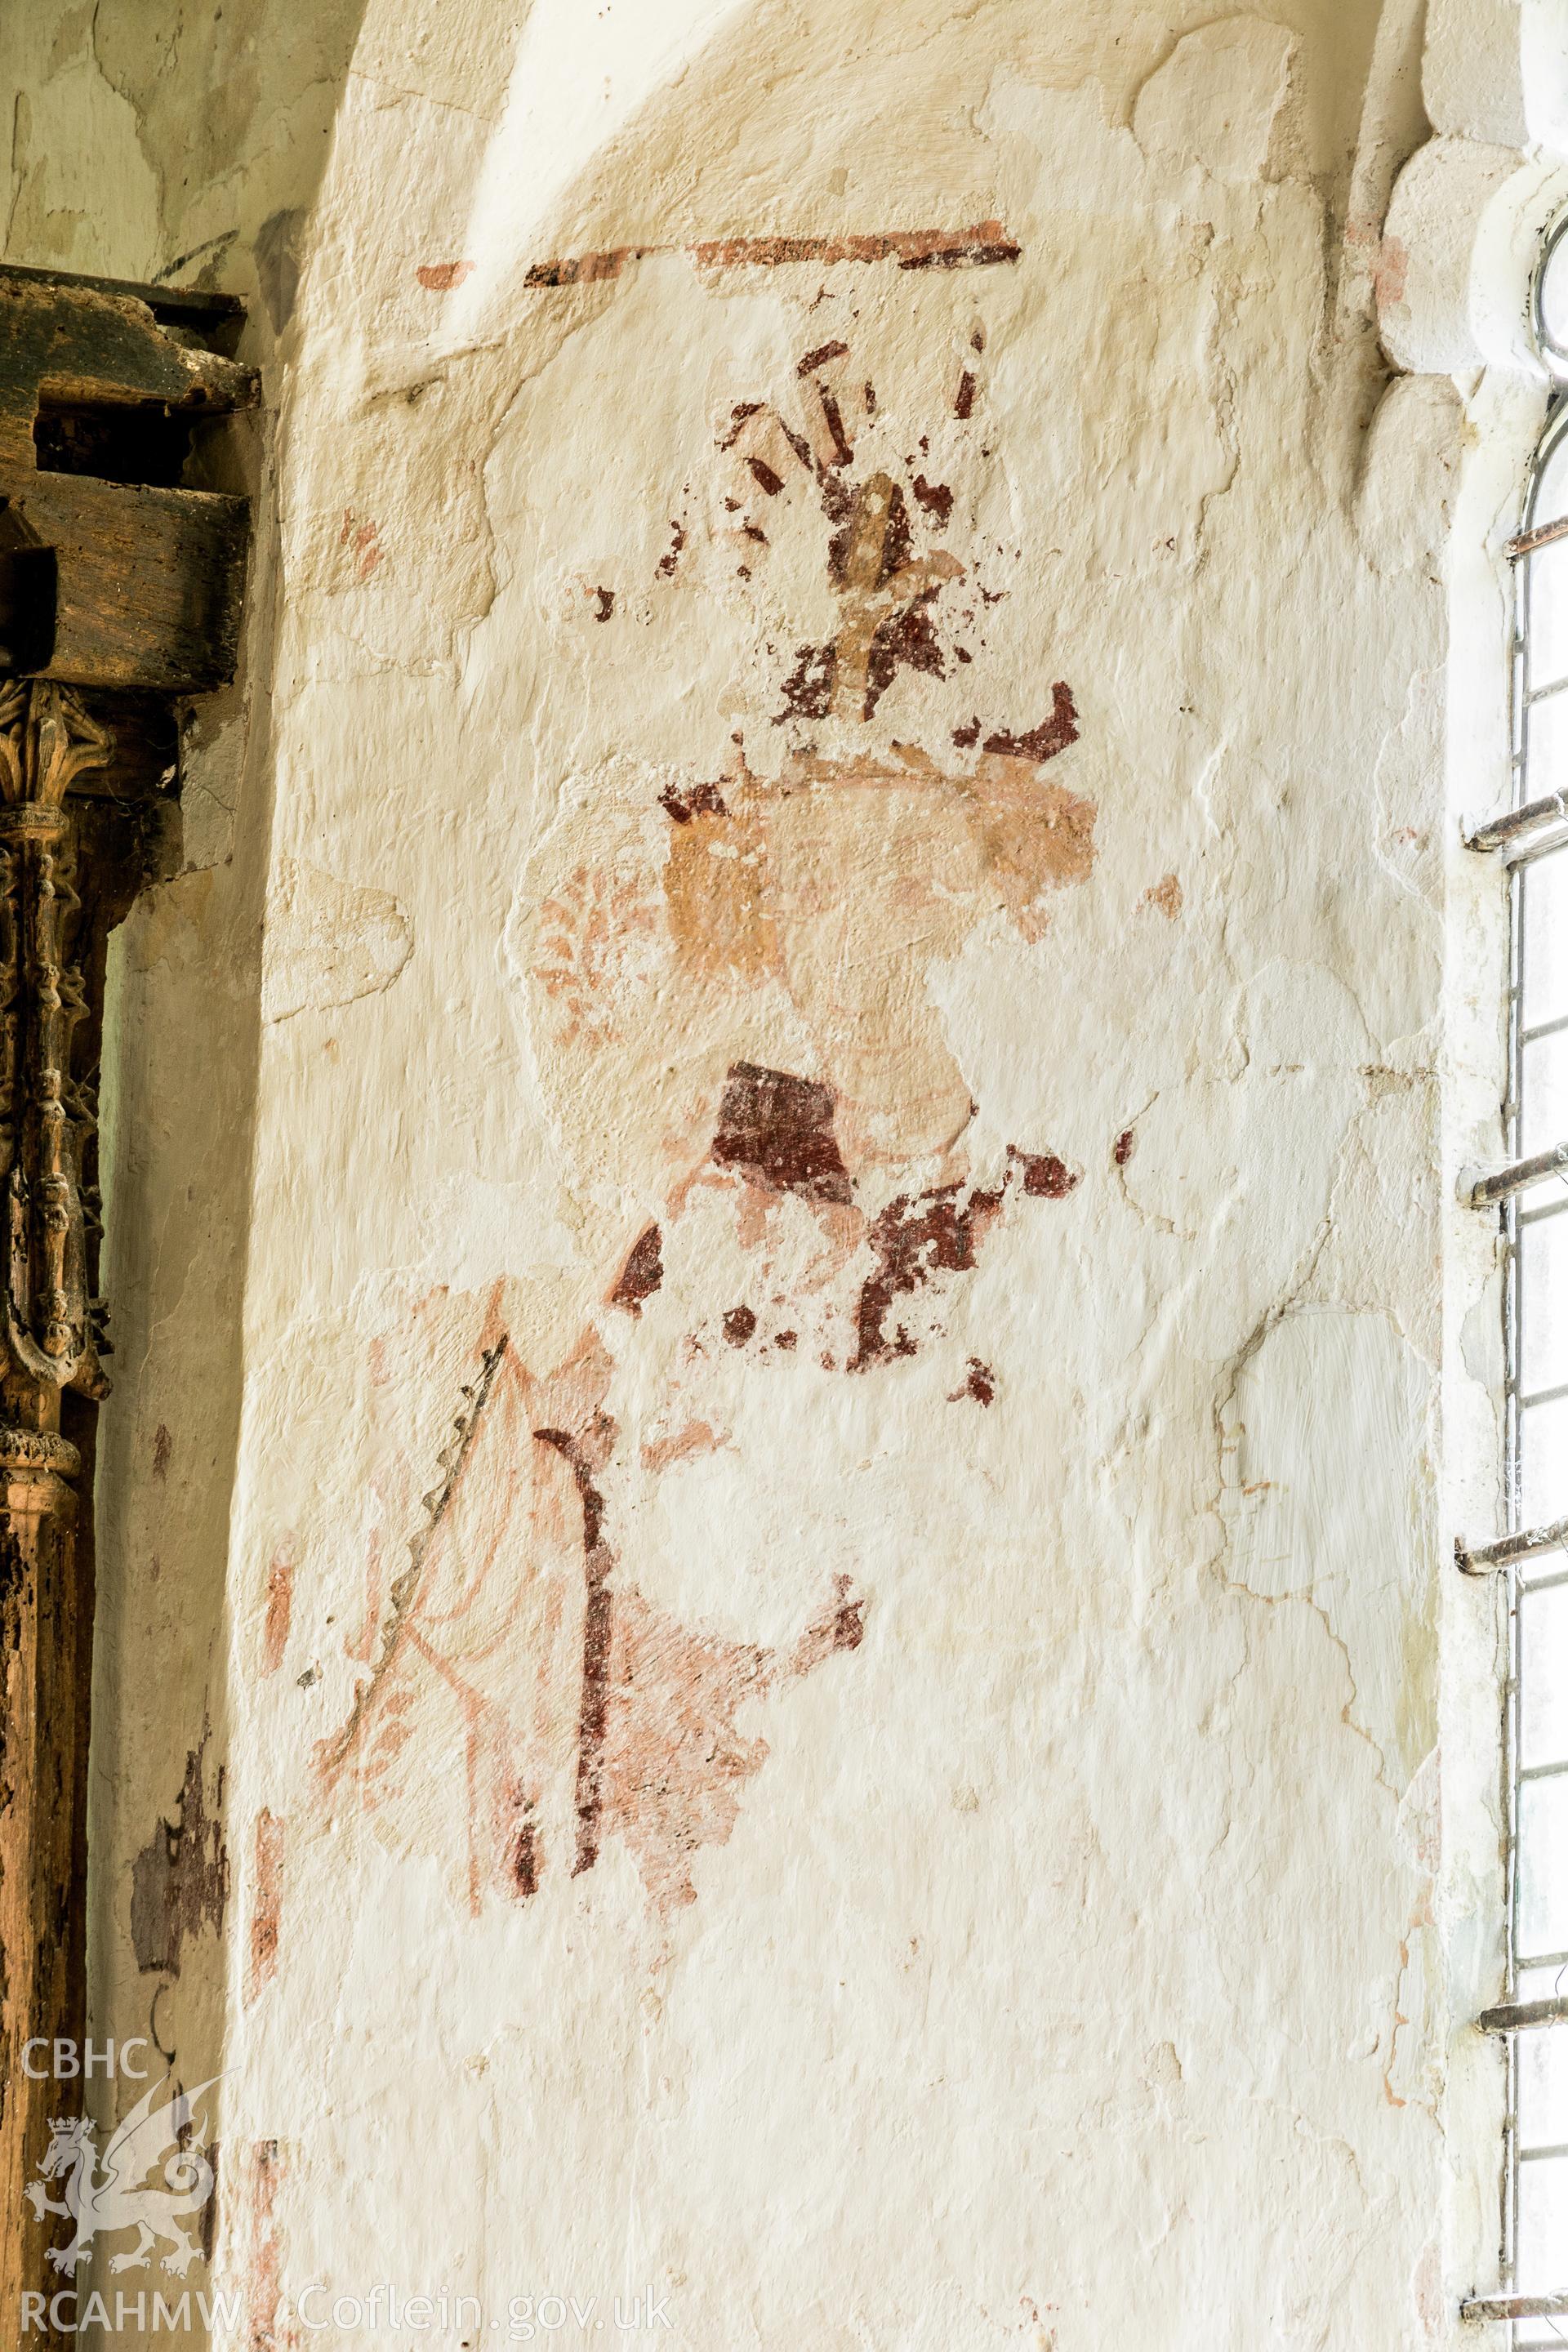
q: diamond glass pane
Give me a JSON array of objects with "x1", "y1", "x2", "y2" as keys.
[
  {"x1": 1518, "y1": 2151, "x2": 1568, "y2": 2293},
  {"x1": 1525, "y1": 684, "x2": 1568, "y2": 791},
  {"x1": 1521, "y1": 1396, "x2": 1568, "y2": 1525},
  {"x1": 1521, "y1": 1209, "x2": 1568, "y2": 1400},
  {"x1": 1522, "y1": 1584, "x2": 1568, "y2": 1772},
  {"x1": 1528, "y1": 546, "x2": 1568, "y2": 694},
  {"x1": 1521, "y1": 1029, "x2": 1568, "y2": 1159},
  {"x1": 1524, "y1": 1544, "x2": 1568, "y2": 1594},
  {"x1": 1519, "y1": 1773, "x2": 1568, "y2": 1958},
  {"x1": 1533, "y1": 423, "x2": 1568, "y2": 521},
  {"x1": 1522, "y1": 847, "x2": 1568, "y2": 1034},
  {"x1": 1519, "y1": 2022, "x2": 1568, "y2": 2153}
]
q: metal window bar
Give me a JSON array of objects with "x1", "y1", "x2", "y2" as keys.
[
  {"x1": 1459, "y1": 1520, "x2": 1568, "y2": 1576},
  {"x1": 1459, "y1": 394, "x2": 1568, "y2": 2338},
  {"x1": 1479, "y1": 1998, "x2": 1568, "y2": 2034},
  {"x1": 1464, "y1": 789, "x2": 1568, "y2": 852},
  {"x1": 1463, "y1": 1143, "x2": 1568, "y2": 1207},
  {"x1": 1463, "y1": 2296, "x2": 1568, "y2": 2324}
]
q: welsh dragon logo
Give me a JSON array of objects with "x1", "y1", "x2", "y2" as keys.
[{"x1": 24, "y1": 2075, "x2": 218, "y2": 2276}]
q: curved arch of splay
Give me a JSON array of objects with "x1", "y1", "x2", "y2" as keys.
[{"x1": 287, "y1": 0, "x2": 1411, "y2": 363}]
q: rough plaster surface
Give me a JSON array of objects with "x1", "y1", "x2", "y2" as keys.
[{"x1": 0, "y1": 0, "x2": 1543, "y2": 2345}]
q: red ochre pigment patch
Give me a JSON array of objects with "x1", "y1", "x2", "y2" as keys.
[
  {"x1": 711, "y1": 1062, "x2": 853, "y2": 1206},
  {"x1": 1008, "y1": 1145, "x2": 1080, "y2": 1199},
  {"x1": 791, "y1": 1575, "x2": 866, "y2": 1673},
  {"x1": 850, "y1": 1181, "x2": 1007, "y2": 1371},
  {"x1": 609, "y1": 1223, "x2": 663, "y2": 1315},
  {"x1": 911, "y1": 474, "x2": 955, "y2": 524},
  {"x1": 864, "y1": 589, "x2": 943, "y2": 719},
  {"x1": 775, "y1": 642, "x2": 837, "y2": 721},
  {"x1": 849, "y1": 1148, "x2": 1079, "y2": 1373},
  {"x1": 658, "y1": 777, "x2": 728, "y2": 824},
  {"x1": 723, "y1": 1306, "x2": 758, "y2": 1346}
]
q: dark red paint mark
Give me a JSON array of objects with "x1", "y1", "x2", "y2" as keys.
[
  {"x1": 723, "y1": 1306, "x2": 758, "y2": 1347},
  {"x1": 775, "y1": 1330, "x2": 798, "y2": 1352},
  {"x1": 777, "y1": 419, "x2": 815, "y2": 472},
  {"x1": 864, "y1": 590, "x2": 944, "y2": 719},
  {"x1": 982, "y1": 684, "x2": 1080, "y2": 764},
  {"x1": 1114, "y1": 1129, "x2": 1135, "y2": 1165},
  {"x1": 719, "y1": 402, "x2": 764, "y2": 448},
  {"x1": 610, "y1": 1223, "x2": 664, "y2": 1315},
  {"x1": 899, "y1": 234, "x2": 1020, "y2": 270},
  {"x1": 826, "y1": 1575, "x2": 865, "y2": 1649},
  {"x1": 798, "y1": 339, "x2": 849, "y2": 375},
  {"x1": 711, "y1": 1062, "x2": 853, "y2": 1206},
  {"x1": 153, "y1": 1422, "x2": 172, "y2": 1480},
  {"x1": 775, "y1": 642, "x2": 837, "y2": 722},
  {"x1": 850, "y1": 1181, "x2": 1007, "y2": 1371},
  {"x1": 792, "y1": 1575, "x2": 867, "y2": 1672},
  {"x1": 817, "y1": 384, "x2": 853, "y2": 470},
  {"x1": 748, "y1": 456, "x2": 784, "y2": 497},
  {"x1": 822, "y1": 1580, "x2": 870, "y2": 1655},
  {"x1": 593, "y1": 586, "x2": 615, "y2": 621},
  {"x1": 948, "y1": 1358, "x2": 996, "y2": 1406},
  {"x1": 535, "y1": 1421, "x2": 616, "y2": 1876},
  {"x1": 952, "y1": 716, "x2": 981, "y2": 749},
  {"x1": 693, "y1": 223, "x2": 1019, "y2": 270},
  {"x1": 1009, "y1": 1146, "x2": 1080, "y2": 1199},
  {"x1": 954, "y1": 371, "x2": 977, "y2": 419},
  {"x1": 527, "y1": 227, "x2": 1018, "y2": 289},
  {"x1": 659, "y1": 777, "x2": 728, "y2": 824},
  {"x1": 512, "y1": 1815, "x2": 538, "y2": 1898},
  {"x1": 822, "y1": 474, "x2": 855, "y2": 576},
  {"x1": 416, "y1": 261, "x2": 473, "y2": 291},
  {"x1": 525, "y1": 246, "x2": 652, "y2": 286},
  {"x1": 863, "y1": 381, "x2": 877, "y2": 412},
  {"x1": 657, "y1": 521, "x2": 686, "y2": 577},
  {"x1": 911, "y1": 474, "x2": 954, "y2": 524},
  {"x1": 742, "y1": 522, "x2": 768, "y2": 544},
  {"x1": 878, "y1": 483, "x2": 914, "y2": 582}
]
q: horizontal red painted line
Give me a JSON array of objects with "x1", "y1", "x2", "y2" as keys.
[{"x1": 524, "y1": 221, "x2": 1021, "y2": 288}]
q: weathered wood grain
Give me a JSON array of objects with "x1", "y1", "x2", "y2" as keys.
[
  {"x1": 0, "y1": 270, "x2": 252, "y2": 2334},
  {"x1": 0, "y1": 275, "x2": 256, "y2": 693}
]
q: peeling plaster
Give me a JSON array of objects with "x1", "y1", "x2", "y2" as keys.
[
  {"x1": 261, "y1": 860, "x2": 412, "y2": 1023},
  {"x1": 2, "y1": 0, "x2": 1494, "y2": 2340}
]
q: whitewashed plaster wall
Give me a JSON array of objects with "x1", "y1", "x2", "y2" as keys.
[{"x1": 0, "y1": 1, "x2": 1548, "y2": 2347}]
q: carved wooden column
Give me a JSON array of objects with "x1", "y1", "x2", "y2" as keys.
[{"x1": 0, "y1": 266, "x2": 255, "y2": 2327}]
